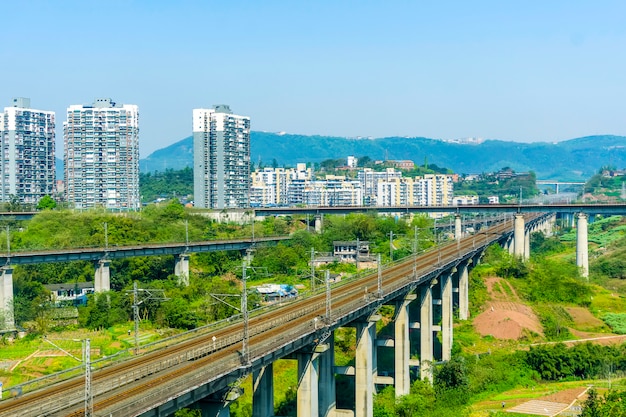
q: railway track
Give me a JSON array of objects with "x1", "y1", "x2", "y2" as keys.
[{"x1": 0, "y1": 215, "x2": 538, "y2": 417}]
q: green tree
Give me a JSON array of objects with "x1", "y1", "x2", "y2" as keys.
[
  {"x1": 82, "y1": 292, "x2": 128, "y2": 329},
  {"x1": 580, "y1": 388, "x2": 601, "y2": 417},
  {"x1": 37, "y1": 195, "x2": 57, "y2": 210},
  {"x1": 434, "y1": 356, "x2": 470, "y2": 406},
  {"x1": 157, "y1": 297, "x2": 198, "y2": 329}
]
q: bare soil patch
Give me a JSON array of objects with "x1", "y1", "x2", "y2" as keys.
[
  {"x1": 541, "y1": 386, "x2": 588, "y2": 404},
  {"x1": 566, "y1": 307, "x2": 606, "y2": 331},
  {"x1": 473, "y1": 277, "x2": 544, "y2": 340}
]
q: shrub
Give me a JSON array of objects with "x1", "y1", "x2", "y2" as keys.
[{"x1": 602, "y1": 313, "x2": 626, "y2": 334}]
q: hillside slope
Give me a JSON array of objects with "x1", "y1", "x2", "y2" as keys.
[{"x1": 139, "y1": 133, "x2": 626, "y2": 180}]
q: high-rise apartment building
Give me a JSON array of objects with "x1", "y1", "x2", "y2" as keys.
[
  {"x1": 0, "y1": 98, "x2": 55, "y2": 204},
  {"x1": 64, "y1": 98, "x2": 139, "y2": 210},
  {"x1": 193, "y1": 105, "x2": 250, "y2": 209},
  {"x1": 376, "y1": 174, "x2": 454, "y2": 207}
]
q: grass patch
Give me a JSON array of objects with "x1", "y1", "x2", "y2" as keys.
[
  {"x1": 602, "y1": 313, "x2": 626, "y2": 334},
  {"x1": 589, "y1": 284, "x2": 626, "y2": 316}
]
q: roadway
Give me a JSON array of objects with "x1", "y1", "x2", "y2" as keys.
[{"x1": 0, "y1": 215, "x2": 539, "y2": 417}]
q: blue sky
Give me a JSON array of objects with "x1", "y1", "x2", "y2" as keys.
[{"x1": 1, "y1": 0, "x2": 625, "y2": 157}]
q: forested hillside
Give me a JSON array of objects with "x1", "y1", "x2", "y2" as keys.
[{"x1": 138, "y1": 133, "x2": 626, "y2": 181}]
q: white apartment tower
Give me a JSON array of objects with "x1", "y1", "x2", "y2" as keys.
[
  {"x1": 0, "y1": 98, "x2": 55, "y2": 204},
  {"x1": 193, "y1": 105, "x2": 251, "y2": 209},
  {"x1": 64, "y1": 98, "x2": 140, "y2": 210}
]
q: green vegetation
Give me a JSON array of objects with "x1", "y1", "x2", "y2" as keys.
[
  {"x1": 581, "y1": 388, "x2": 626, "y2": 416},
  {"x1": 584, "y1": 166, "x2": 626, "y2": 200},
  {"x1": 4, "y1": 205, "x2": 626, "y2": 416},
  {"x1": 602, "y1": 313, "x2": 626, "y2": 334},
  {"x1": 139, "y1": 167, "x2": 194, "y2": 203},
  {"x1": 454, "y1": 169, "x2": 539, "y2": 203}
]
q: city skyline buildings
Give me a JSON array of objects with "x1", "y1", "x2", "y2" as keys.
[
  {"x1": 64, "y1": 98, "x2": 140, "y2": 210},
  {"x1": 193, "y1": 105, "x2": 251, "y2": 209},
  {"x1": 0, "y1": 98, "x2": 56, "y2": 204}
]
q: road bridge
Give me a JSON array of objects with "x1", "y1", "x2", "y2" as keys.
[
  {"x1": 536, "y1": 180, "x2": 586, "y2": 194},
  {"x1": 0, "y1": 236, "x2": 288, "y2": 330},
  {"x1": 0, "y1": 213, "x2": 559, "y2": 417}
]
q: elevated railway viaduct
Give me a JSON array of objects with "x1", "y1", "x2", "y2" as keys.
[{"x1": 0, "y1": 213, "x2": 557, "y2": 417}]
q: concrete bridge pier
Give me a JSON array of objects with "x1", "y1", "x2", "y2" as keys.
[
  {"x1": 514, "y1": 214, "x2": 525, "y2": 259},
  {"x1": 253, "y1": 364, "x2": 274, "y2": 417},
  {"x1": 576, "y1": 213, "x2": 589, "y2": 279},
  {"x1": 454, "y1": 215, "x2": 462, "y2": 241},
  {"x1": 545, "y1": 215, "x2": 555, "y2": 236},
  {"x1": 0, "y1": 267, "x2": 14, "y2": 329},
  {"x1": 318, "y1": 336, "x2": 337, "y2": 417},
  {"x1": 354, "y1": 314, "x2": 379, "y2": 417},
  {"x1": 457, "y1": 262, "x2": 469, "y2": 320},
  {"x1": 419, "y1": 283, "x2": 434, "y2": 381},
  {"x1": 314, "y1": 215, "x2": 324, "y2": 233},
  {"x1": 505, "y1": 236, "x2": 514, "y2": 255},
  {"x1": 297, "y1": 346, "x2": 324, "y2": 417},
  {"x1": 394, "y1": 294, "x2": 416, "y2": 397},
  {"x1": 524, "y1": 229, "x2": 530, "y2": 261},
  {"x1": 440, "y1": 273, "x2": 453, "y2": 361},
  {"x1": 175, "y1": 254, "x2": 190, "y2": 286},
  {"x1": 94, "y1": 259, "x2": 110, "y2": 292}
]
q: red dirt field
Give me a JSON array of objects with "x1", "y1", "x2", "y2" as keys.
[{"x1": 473, "y1": 277, "x2": 543, "y2": 340}]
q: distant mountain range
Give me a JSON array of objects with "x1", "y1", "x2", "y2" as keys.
[{"x1": 137, "y1": 133, "x2": 626, "y2": 181}]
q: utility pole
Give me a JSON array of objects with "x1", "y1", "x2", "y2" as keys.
[
  {"x1": 310, "y1": 247, "x2": 316, "y2": 292},
  {"x1": 355, "y1": 237, "x2": 359, "y2": 271},
  {"x1": 103, "y1": 222, "x2": 108, "y2": 251},
  {"x1": 377, "y1": 253, "x2": 383, "y2": 298},
  {"x1": 133, "y1": 282, "x2": 139, "y2": 355},
  {"x1": 185, "y1": 219, "x2": 189, "y2": 246},
  {"x1": 242, "y1": 261, "x2": 249, "y2": 365},
  {"x1": 325, "y1": 270, "x2": 331, "y2": 324},
  {"x1": 84, "y1": 339, "x2": 92, "y2": 417},
  {"x1": 127, "y1": 282, "x2": 168, "y2": 355},
  {"x1": 5, "y1": 225, "x2": 9, "y2": 258},
  {"x1": 389, "y1": 231, "x2": 394, "y2": 261}
]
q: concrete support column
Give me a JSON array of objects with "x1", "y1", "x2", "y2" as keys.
[
  {"x1": 0, "y1": 267, "x2": 14, "y2": 329},
  {"x1": 297, "y1": 351, "x2": 320, "y2": 417},
  {"x1": 253, "y1": 364, "x2": 274, "y2": 417},
  {"x1": 314, "y1": 214, "x2": 323, "y2": 233},
  {"x1": 441, "y1": 274, "x2": 453, "y2": 361},
  {"x1": 458, "y1": 262, "x2": 469, "y2": 321},
  {"x1": 514, "y1": 214, "x2": 525, "y2": 259},
  {"x1": 175, "y1": 253, "x2": 190, "y2": 286},
  {"x1": 318, "y1": 336, "x2": 336, "y2": 417},
  {"x1": 94, "y1": 259, "x2": 110, "y2": 292},
  {"x1": 576, "y1": 213, "x2": 589, "y2": 279},
  {"x1": 454, "y1": 215, "x2": 462, "y2": 241},
  {"x1": 355, "y1": 316, "x2": 378, "y2": 417},
  {"x1": 524, "y1": 229, "x2": 530, "y2": 261},
  {"x1": 420, "y1": 284, "x2": 433, "y2": 381},
  {"x1": 394, "y1": 294, "x2": 415, "y2": 397},
  {"x1": 507, "y1": 237, "x2": 514, "y2": 255}
]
